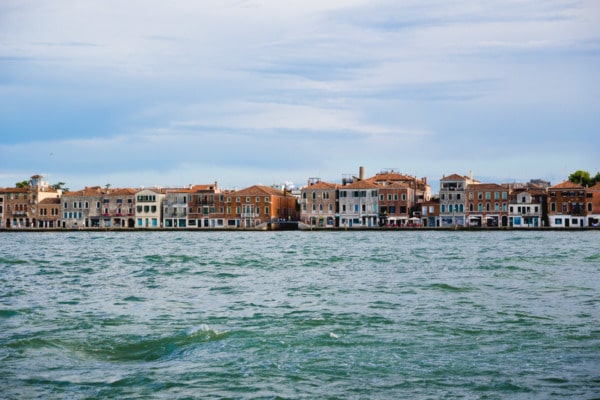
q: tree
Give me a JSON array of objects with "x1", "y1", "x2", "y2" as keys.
[
  {"x1": 51, "y1": 182, "x2": 69, "y2": 192},
  {"x1": 593, "y1": 172, "x2": 600, "y2": 186},
  {"x1": 15, "y1": 180, "x2": 29, "y2": 188},
  {"x1": 568, "y1": 170, "x2": 592, "y2": 186}
]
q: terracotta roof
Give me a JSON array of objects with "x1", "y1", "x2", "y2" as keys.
[
  {"x1": 549, "y1": 180, "x2": 584, "y2": 190},
  {"x1": 304, "y1": 181, "x2": 339, "y2": 190},
  {"x1": 466, "y1": 183, "x2": 507, "y2": 190},
  {"x1": 63, "y1": 187, "x2": 137, "y2": 197},
  {"x1": 39, "y1": 197, "x2": 61, "y2": 205},
  {"x1": 190, "y1": 184, "x2": 219, "y2": 192},
  {"x1": 377, "y1": 182, "x2": 411, "y2": 190},
  {"x1": 234, "y1": 185, "x2": 289, "y2": 197},
  {"x1": 440, "y1": 173, "x2": 470, "y2": 181},
  {"x1": 588, "y1": 182, "x2": 600, "y2": 191},
  {"x1": 339, "y1": 180, "x2": 379, "y2": 189},
  {"x1": 367, "y1": 172, "x2": 415, "y2": 183},
  {"x1": 1, "y1": 187, "x2": 29, "y2": 193}
]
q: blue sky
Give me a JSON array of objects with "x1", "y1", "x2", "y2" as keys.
[{"x1": 1, "y1": 0, "x2": 599, "y2": 192}]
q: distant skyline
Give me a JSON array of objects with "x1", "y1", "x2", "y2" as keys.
[{"x1": 1, "y1": 1, "x2": 598, "y2": 191}]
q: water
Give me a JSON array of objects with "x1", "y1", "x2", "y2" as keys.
[{"x1": 1, "y1": 231, "x2": 599, "y2": 399}]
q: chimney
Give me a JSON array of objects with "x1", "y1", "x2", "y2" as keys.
[{"x1": 359, "y1": 166, "x2": 365, "y2": 181}]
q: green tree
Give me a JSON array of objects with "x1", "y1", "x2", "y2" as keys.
[
  {"x1": 593, "y1": 172, "x2": 600, "y2": 186},
  {"x1": 15, "y1": 180, "x2": 29, "y2": 188},
  {"x1": 51, "y1": 182, "x2": 69, "y2": 192},
  {"x1": 568, "y1": 170, "x2": 592, "y2": 186}
]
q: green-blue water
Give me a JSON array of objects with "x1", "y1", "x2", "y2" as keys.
[{"x1": 1, "y1": 231, "x2": 599, "y2": 399}]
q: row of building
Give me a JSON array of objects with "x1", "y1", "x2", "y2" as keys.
[{"x1": 1, "y1": 169, "x2": 599, "y2": 230}]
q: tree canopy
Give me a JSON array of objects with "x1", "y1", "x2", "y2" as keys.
[
  {"x1": 15, "y1": 180, "x2": 29, "y2": 188},
  {"x1": 568, "y1": 170, "x2": 600, "y2": 186}
]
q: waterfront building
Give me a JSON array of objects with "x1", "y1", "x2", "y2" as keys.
[
  {"x1": 376, "y1": 182, "x2": 414, "y2": 226},
  {"x1": 338, "y1": 179, "x2": 379, "y2": 228},
  {"x1": 187, "y1": 183, "x2": 227, "y2": 228},
  {"x1": 37, "y1": 197, "x2": 61, "y2": 228},
  {"x1": 586, "y1": 182, "x2": 600, "y2": 227},
  {"x1": 299, "y1": 178, "x2": 338, "y2": 227},
  {"x1": 2, "y1": 175, "x2": 61, "y2": 228},
  {"x1": 0, "y1": 190, "x2": 4, "y2": 229},
  {"x1": 508, "y1": 189, "x2": 544, "y2": 228},
  {"x1": 419, "y1": 198, "x2": 440, "y2": 227},
  {"x1": 465, "y1": 183, "x2": 510, "y2": 227},
  {"x1": 226, "y1": 185, "x2": 297, "y2": 228},
  {"x1": 163, "y1": 188, "x2": 192, "y2": 228},
  {"x1": 62, "y1": 186, "x2": 136, "y2": 229},
  {"x1": 135, "y1": 188, "x2": 166, "y2": 229},
  {"x1": 366, "y1": 169, "x2": 431, "y2": 204},
  {"x1": 439, "y1": 173, "x2": 477, "y2": 227},
  {"x1": 547, "y1": 181, "x2": 587, "y2": 228}
]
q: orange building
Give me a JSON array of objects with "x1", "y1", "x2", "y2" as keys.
[
  {"x1": 465, "y1": 183, "x2": 511, "y2": 227},
  {"x1": 226, "y1": 185, "x2": 297, "y2": 228}
]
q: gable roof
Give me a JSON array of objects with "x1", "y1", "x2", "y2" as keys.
[
  {"x1": 339, "y1": 180, "x2": 379, "y2": 190},
  {"x1": 304, "y1": 181, "x2": 339, "y2": 190},
  {"x1": 234, "y1": 185, "x2": 289, "y2": 197},
  {"x1": 550, "y1": 180, "x2": 584, "y2": 190},
  {"x1": 440, "y1": 173, "x2": 470, "y2": 181}
]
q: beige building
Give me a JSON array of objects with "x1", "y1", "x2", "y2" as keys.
[
  {"x1": 300, "y1": 178, "x2": 338, "y2": 227},
  {"x1": 135, "y1": 188, "x2": 166, "y2": 228}
]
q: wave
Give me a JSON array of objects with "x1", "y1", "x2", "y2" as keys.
[{"x1": 81, "y1": 324, "x2": 230, "y2": 362}]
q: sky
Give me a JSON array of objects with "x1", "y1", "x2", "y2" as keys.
[{"x1": 1, "y1": 0, "x2": 599, "y2": 193}]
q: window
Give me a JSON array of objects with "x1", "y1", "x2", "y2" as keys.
[
  {"x1": 394, "y1": 194, "x2": 398, "y2": 201},
  {"x1": 441, "y1": 204, "x2": 445, "y2": 213},
  {"x1": 73, "y1": 202, "x2": 77, "y2": 209},
  {"x1": 371, "y1": 190, "x2": 377, "y2": 197},
  {"x1": 494, "y1": 192, "x2": 499, "y2": 199},
  {"x1": 97, "y1": 202, "x2": 101, "y2": 209},
  {"x1": 502, "y1": 192, "x2": 507, "y2": 200},
  {"x1": 456, "y1": 194, "x2": 461, "y2": 200},
  {"x1": 312, "y1": 192, "x2": 316, "y2": 200},
  {"x1": 468, "y1": 192, "x2": 473, "y2": 200},
  {"x1": 550, "y1": 202, "x2": 556, "y2": 212},
  {"x1": 402, "y1": 194, "x2": 406, "y2": 201},
  {"x1": 486, "y1": 203, "x2": 490, "y2": 211},
  {"x1": 362, "y1": 204, "x2": 366, "y2": 212},
  {"x1": 485, "y1": 192, "x2": 491, "y2": 200},
  {"x1": 64, "y1": 202, "x2": 68, "y2": 209},
  {"x1": 85, "y1": 202, "x2": 89, "y2": 209},
  {"x1": 354, "y1": 204, "x2": 359, "y2": 212},
  {"x1": 495, "y1": 203, "x2": 499, "y2": 211},
  {"x1": 256, "y1": 197, "x2": 260, "y2": 202},
  {"x1": 510, "y1": 206, "x2": 514, "y2": 213},
  {"x1": 588, "y1": 203, "x2": 592, "y2": 212},
  {"x1": 265, "y1": 206, "x2": 269, "y2": 214},
  {"x1": 478, "y1": 203, "x2": 483, "y2": 212}
]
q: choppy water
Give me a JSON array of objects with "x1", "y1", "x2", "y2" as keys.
[{"x1": 1, "y1": 231, "x2": 599, "y2": 399}]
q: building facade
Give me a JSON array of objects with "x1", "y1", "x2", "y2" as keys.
[
  {"x1": 135, "y1": 188, "x2": 166, "y2": 229},
  {"x1": 338, "y1": 180, "x2": 379, "y2": 228},
  {"x1": 187, "y1": 183, "x2": 227, "y2": 228},
  {"x1": 465, "y1": 183, "x2": 510, "y2": 227},
  {"x1": 163, "y1": 188, "x2": 192, "y2": 228},
  {"x1": 300, "y1": 179, "x2": 338, "y2": 227},
  {"x1": 226, "y1": 185, "x2": 297, "y2": 228},
  {"x1": 439, "y1": 173, "x2": 477, "y2": 227},
  {"x1": 508, "y1": 190, "x2": 543, "y2": 228},
  {"x1": 586, "y1": 182, "x2": 600, "y2": 227},
  {"x1": 547, "y1": 181, "x2": 587, "y2": 228}
]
